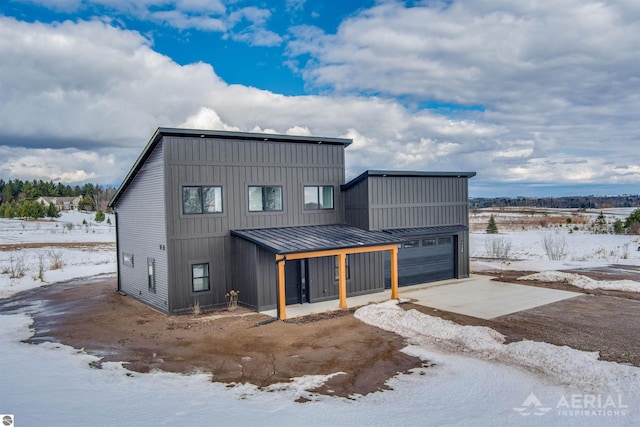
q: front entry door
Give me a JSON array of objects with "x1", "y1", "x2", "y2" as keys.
[{"x1": 284, "y1": 260, "x2": 309, "y2": 305}]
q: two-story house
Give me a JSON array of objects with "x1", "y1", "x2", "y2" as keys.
[{"x1": 109, "y1": 128, "x2": 475, "y2": 318}]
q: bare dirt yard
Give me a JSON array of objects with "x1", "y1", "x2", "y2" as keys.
[
  {"x1": 2, "y1": 269, "x2": 639, "y2": 399},
  {"x1": 0, "y1": 277, "x2": 425, "y2": 399}
]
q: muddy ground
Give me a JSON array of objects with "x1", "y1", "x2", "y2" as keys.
[
  {"x1": 1, "y1": 269, "x2": 639, "y2": 399},
  {"x1": 0, "y1": 277, "x2": 426, "y2": 399}
]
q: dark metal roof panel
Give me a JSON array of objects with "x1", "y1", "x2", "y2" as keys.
[
  {"x1": 154, "y1": 127, "x2": 352, "y2": 146},
  {"x1": 231, "y1": 224, "x2": 405, "y2": 254},
  {"x1": 383, "y1": 225, "x2": 469, "y2": 236},
  {"x1": 342, "y1": 170, "x2": 476, "y2": 191}
]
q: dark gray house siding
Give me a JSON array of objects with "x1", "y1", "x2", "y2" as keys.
[
  {"x1": 110, "y1": 129, "x2": 475, "y2": 315},
  {"x1": 343, "y1": 171, "x2": 475, "y2": 283},
  {"x1": 162, "y1": 135, "x2": 347, "y2": 312},
  {"x1": 114, "y1": 142, "x2": 170, "y2": 312}
]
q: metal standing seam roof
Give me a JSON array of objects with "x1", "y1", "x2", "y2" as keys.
[
  {"x1": 231, "y1": 224, "x2": 406, "y2": 255},
  {"x1": 383, "y1": 225, "x2": 469, "y2": 236}
]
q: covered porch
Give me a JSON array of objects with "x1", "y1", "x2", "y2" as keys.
[{"x1": 231, "y1": 224, "x2": 405, "y2": 319}]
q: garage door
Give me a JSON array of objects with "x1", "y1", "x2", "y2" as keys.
[{"x1": 385, "y1": 235, "x2": 455, "y2": 287}]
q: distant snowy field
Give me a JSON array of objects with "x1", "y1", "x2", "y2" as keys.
[
  {"x1": 0, "y1": 211, "x2": 116, "y2": 298},
  {"x1": 1, "y1": 209, "x2": 640, "y2": 426},
  {"x1": 470, "y1": 207, "x2": 640, "y2": 276}
]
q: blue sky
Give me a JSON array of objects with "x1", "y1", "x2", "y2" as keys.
[{"x1": 1, "y1": 0, "x2": 639, "y2": 197}]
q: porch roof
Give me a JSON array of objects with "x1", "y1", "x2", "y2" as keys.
[{"x1": 231, "y1": 224, "x2": 405, "y2": 255}]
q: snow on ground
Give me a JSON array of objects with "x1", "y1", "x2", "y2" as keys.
[
  {"x1": 2, "y1": 211, "x2": 640, "y2": 425},
  {"x1": 0, "y1": 211, "x2": 115, "y2": 245},
  {"x1": 2, "y1": 310, "x2": 637, "y2": 426},
  {"x1": 356, "y1": 301, "x2": 639, "y2": 395},
  {"x1": 0, "y1": 211, "x2": 116, "y2": 298},
  {"x1": 471, "y1": 229, "x2": 640, "y2": 273},
  {"x1": 519, "y1": 271, "x2": 640, "y2": 292}
]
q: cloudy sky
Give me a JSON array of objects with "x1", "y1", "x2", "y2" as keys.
[{"x1": 1, "y1": 0, "x2": 639, "y2": 197}]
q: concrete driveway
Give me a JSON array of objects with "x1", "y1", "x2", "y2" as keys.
[
  {"x1": 263, "y1": 274, "x2": 581, "y2": 320},
  {"x1": 399, "y1": 275, "x2": 581, "y2": 320}
]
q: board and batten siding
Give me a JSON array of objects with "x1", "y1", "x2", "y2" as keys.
[
  {"x1": 343, "y1": 177, "x2": 369, "y2": 230},
  {"x1": 162, "y1": 135, "x2": 347, "y2": 312},
  {"x1": 347, "y1": 252, "x2": 384, "y2": 295},
  {"x1": 367, "y1": 176, "x2": 470, "y2": 230},
  {"x1": 115, "y1": 142, "x2": 169, "y2": 312}
]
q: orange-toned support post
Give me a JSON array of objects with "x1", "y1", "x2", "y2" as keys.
[
  {"x1": 276, "y1": 255, "x2": 287, "y2": 320},
  {"x1": 338, "y1": 252, "x2": 348, "y2": 309},
  {"x1": 390, "y1": 246, "x2": 399, "y2": 300}
]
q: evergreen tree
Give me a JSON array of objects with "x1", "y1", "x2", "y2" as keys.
[
  {"x1": 94, "y1": 209, "x2": 105, "y2": 223},
  {"x1": 46, "y1": 202, "x2": 59, "y2": 219},
  {"x1": 486, "y1": 215, "x2": 499, "y2": 234},
  {"x1": 593, "y1": 211, "x2": 608, "y2": 234},
  {"x1": 625, "y1": 208, "x2": 640, "y2": 235},
  {"x1": 613, "y1": 219, "x2": 625, "y2": 234}
]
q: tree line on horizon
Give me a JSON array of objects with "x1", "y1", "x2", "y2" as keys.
[
  {"x1": 0, "y1": 178, "x2": 117, "y2": 219},
  {"x1": 471, "y1": 194, "x2": 640, "y2": 209}
]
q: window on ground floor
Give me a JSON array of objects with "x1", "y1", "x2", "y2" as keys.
[
  {"x1": 334, "y1": 255, "x2": 351, "y2": 281},
  {"x1": 147, "y1": 258, "x2": 156, "y2": 292},
  {"x1": 123, "y1": 252, "x2": 134, "y2": 267},
  {"x1": 191, "y1": 263, "x2": 210, "y2": 292}
]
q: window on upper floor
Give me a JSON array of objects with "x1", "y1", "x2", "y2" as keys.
[
  {"x1": 304, "y1": 186, "x2": 334, "y2": 210},
  {"x1": 248, "y1": 186, "x2": 282, "y2": 212},
  {"x1": 182, "y1": 186, "x2": 223, "y2": 214}
]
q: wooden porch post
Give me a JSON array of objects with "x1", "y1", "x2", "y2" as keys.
[
  {"x1": 337, "y1": 252, "x2": 348, "y2": 309},
  {"x1": 276, "y1": 255, "x2": 287, "y2": 320},
  {"x1": 390, "y1": 246, "x2": 399, "y2": 300}
]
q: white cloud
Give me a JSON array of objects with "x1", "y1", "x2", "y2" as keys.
[
  {"x1": 178, "y1": 107, "x2": 240, "y2": 131},
  {"x1": 284, "y1": 0, "x2": 640, "y2": 192},
  {"x1": 1, "y1": 7, "x2": 639, "y2": 195},
  {"x1": 0, "y1": 146, "x2": 119, "y2": 184}
]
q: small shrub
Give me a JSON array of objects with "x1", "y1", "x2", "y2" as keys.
[
  {"x1": 542, "y1": 233, "x2": 567, "y2": 261},
  {"x1": 1, "y1": 256, "x2": 28, "y2": 278},
  {"x1": 48, "y1": 250, "x2": 65, "y2": 270},
  {"x1": 191, "y1": 297, "x2": 201, "y2": 316},
  {"x1": 484, "y1": 237, "x2": 512, "y2": 259},
  {"x1": 37, "y1": 254, "x2": 45, "y2": 281},
  {"x1": 226, "y1": 290, "x2": 240, "y2": 310}
]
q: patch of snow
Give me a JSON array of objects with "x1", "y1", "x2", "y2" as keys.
[
  {"x1": 3, "y1": 312, "x2": 636, "y2": 426},
  {"x1": 519, "y1": 271, "x2": 640, "y2": 292},
  {"x1": 355, "y1": 301, "x2": 640, "y2": 395}
]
